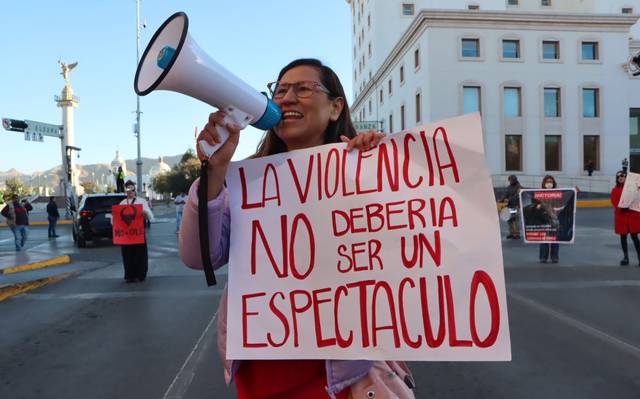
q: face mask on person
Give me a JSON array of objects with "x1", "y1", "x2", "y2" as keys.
[{"x1": 544, "y1": 182, "x2": 554, "y2": 189}]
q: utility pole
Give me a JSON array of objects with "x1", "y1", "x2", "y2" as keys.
[{"x1": 135, "y1": 0, "x2": 143, "y2": 195}]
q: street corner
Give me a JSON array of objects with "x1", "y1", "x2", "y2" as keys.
[{"x1": 0, "y1": 271, "x2": 79, "y2": 302}]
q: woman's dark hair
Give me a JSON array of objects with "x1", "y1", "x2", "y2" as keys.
[
  {"x1": 541, "y1": 175, "x2": 557, "y2": 189},
  {"x1": 508, "y1": 174, "x2": 519, "y2": 185},
  {"x1": 253, "y1": 58, "x2": 357, "y2": 158}
]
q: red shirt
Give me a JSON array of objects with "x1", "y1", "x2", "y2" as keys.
[{"x1": 235, "y1": 360, "x2": 349, "y2": 399}]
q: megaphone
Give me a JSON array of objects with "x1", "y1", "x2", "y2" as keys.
[{"x1": 134, "y1": 11, "x2": 281, "y2": 157}]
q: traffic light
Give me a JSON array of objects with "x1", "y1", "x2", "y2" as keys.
[{"x1": 2, "y1": 118, "x2": 29, "y2": 132}]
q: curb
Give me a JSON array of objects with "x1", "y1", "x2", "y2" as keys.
[
  {"x1": 0, "y1": 271, "x2": 79, "y2": 302},
  {"x1": 497, "y1": 199, "x2": 611, "y2": 210},
  {"x1": 0, "y1": 255, "x2": 71, "y2": 275},
  {"x1": 0, "y1": 220, "x2": 72, "y2": 228},
  {"x1": 576, "y1": 199, "x2": 612, "y2": 208}
]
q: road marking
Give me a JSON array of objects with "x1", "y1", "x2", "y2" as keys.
[
  {"x1": 0, "y1": 271, "x2": 79, "y2": 302},
  {"x1": 162, "y1": 311, "x2": 218, "y2": 399},
  {"x1": 508, "y1": 291, "x2": 640, "y2": 360}
]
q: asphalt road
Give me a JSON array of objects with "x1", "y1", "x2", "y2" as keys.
[{"x1": 1, "y1": 207, "x2": 639, "y2": 399}]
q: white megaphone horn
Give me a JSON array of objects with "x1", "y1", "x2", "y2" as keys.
[{"x1": 134, "y1": 12, "x2": 281, "y2": 158}]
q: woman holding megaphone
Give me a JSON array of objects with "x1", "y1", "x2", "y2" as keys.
[{"x1": 180, "y1": 59, "x2": 414, "y2": 399}]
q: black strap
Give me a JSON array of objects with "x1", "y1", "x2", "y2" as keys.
[{"x1": 198, "y1": 160, "x2": 217, "y2": 286}]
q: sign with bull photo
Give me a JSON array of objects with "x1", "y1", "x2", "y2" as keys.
[
  {"x1": 112, "y1": 204, "x2": 145, "y2": 245},
  {"x1": 519, "y1": 189, "x2": 577, "y2": 244}
]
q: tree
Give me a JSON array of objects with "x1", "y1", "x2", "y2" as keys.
[
  {"x1": 2, "y1": 177, "x2": 31, "y2": 199},
  {"x1": 152, "y1": 149, "x2": 200, "y2": 196},
  {"x1": 81, "y1": 181, "x2": 99, "y2": 194}
]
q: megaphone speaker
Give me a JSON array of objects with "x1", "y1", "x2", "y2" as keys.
[{"x1": 134, "y1": 12, "x2": 281, "y2": 157}]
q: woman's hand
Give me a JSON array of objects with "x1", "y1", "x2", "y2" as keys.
[
  {"x1": 340, "y1": 130, "x2": 386, "y2": 151},
  {"x1": 196, "y1": 111, "x2": 242, "y2": 169},
  {"x1": 196, "y1": 111, "x2": 242, "y2": 200}
]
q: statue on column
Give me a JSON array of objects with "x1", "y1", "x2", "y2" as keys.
[{"x1": 58, "y1": 60, "x2": 78, "y2": 85}]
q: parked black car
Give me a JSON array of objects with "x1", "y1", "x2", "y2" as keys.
[{"x1": 72, "y1": 193, "x2": 126, "y2": 247}]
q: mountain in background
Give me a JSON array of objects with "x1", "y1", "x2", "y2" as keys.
[{"x1": 0, "y1": 154, "x2": 184, "y2": 188}]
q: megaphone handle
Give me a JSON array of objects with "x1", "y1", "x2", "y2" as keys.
[
  {"x1": 198, "y1": 125, "x2": 230, "y2": 159},
  {"x1": 198, "y1": 108, "x2": 251, "y2": 159}
]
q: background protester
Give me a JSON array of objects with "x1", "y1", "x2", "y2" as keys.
[
  {"x1": 120, "y1": 180, "x2": 154, "y2": 282},
  {"x1": 1, "y1": 194, "x2": 33, "y2": 251},
  {"x1": 179, "y1": 59, "x2": 414, "y2": 399},
  {"x1": 115, "y1": 166, "x2": 125, "y2": 193},
  {"x1": 611, "y1": 171, "x2": 640, "y2": 266},
  {"x1": 174, "y1": 191, "x2": 187, "y2": 234},
  {"x1": 539, "y1": 175, "x2": 560, "y2": 263},
  {"x1": 501, "y1": 174, "x2": 522, "y2": 239},
  {"x1": 46, "y1": 196, "x2": 60, "y2": 238}
]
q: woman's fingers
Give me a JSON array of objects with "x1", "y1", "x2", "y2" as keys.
[{"x1": 345, "y1": 130, "x2": 385, "y2": 152}]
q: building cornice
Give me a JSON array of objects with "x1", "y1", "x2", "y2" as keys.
[{"x1": 352, "y1": 10, "x2": 639, "y2": 110}]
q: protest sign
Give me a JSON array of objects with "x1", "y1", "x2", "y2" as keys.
[
  {"x1": 225, "y1": 113, "x2": 511, "y2": 361},
  {"x1": 519, "y1": 189, "x2": 576, "y2": 244},
  {"x1": 618, "y1": 172, "x2": 640, "y2": 212},
  {"x1": 112, "y1": 204, "x2": 145, "y2": 245}
]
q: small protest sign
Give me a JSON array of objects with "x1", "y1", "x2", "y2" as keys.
[
  {"x1": 618, "y1": 172, "x2": 640, "y2": 212},
  {"x1": 112, "y1": 204, "x2": 145, "y2": 245},
  {"x1": 519, "y1": 189, "x2": 576, "y2": 244},
  {"x1": 225, "y1": 113, "x2": 511, "y2": 361}
]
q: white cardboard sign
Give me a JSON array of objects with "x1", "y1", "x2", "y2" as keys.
[
  {"x1": 618, "y1": 172, "x2": 640, "y2": 212},
  {"x1": 225, "y1": 113, "x2": 511, "y2": 361}
]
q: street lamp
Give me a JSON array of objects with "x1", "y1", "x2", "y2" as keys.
[{"x1": 134, "y1": 0, "x2": 145, "y2": 195}]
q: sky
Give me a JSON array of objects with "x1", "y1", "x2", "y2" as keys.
[{"x1": 0, "y1": 0, "x2": 354, "y2": 174}]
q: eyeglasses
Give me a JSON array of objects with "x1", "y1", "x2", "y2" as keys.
[
  {"x1": 267, "y1": 80, "x2": 332, "y2": 99},
  {"x1": 617, "y1": 175, "x2": 626, "y2": 179}
]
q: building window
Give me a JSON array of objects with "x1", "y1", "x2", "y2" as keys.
[
  {"x1": 461, "y1": 38, "x2": 480, "y2": 57},
  {"x1": 583, "y1": 135, "x2": 600, "y2": 170},
  {"x1": 502, "y1": 39, "x2": 520, "y2": 59},
  {"x1": 379, "y1": 89, "x2": 383, "y2": 104},
  {"x1": 368, "y1": 14, "x2": 371, "y2": 27},
  {"x1": 542, "y1": 40, "x2": 559, "y2": 60},
  {"x1": 368, "y1": 99, "x2": 372, "y2": 114},
  {"x1": 401, "y1": 105, "x2": 406, "y2": 130},
  {"x1": 504, "y1": 87, "x2": 522, "y2": 117},
  {"x1": 400, "y1": 66, "x2": 405, "y2": 83},
  {"x1": 468, "y1": 4, "x2": 480, "y2": 10},
  {"x1": 389, "y1": 114, "x2": 394, "y2": 133},
  {"x1": 414, "y1": 48, "x2": 420, "y2": 69},
  {"x1": 582, "y1": 88, "x2": 600, "y2": 118},
  {"x1": 622, "y1": 7, "x2": 633, "y2": 14},
  {"x1": 507, "y1": 0, "x2": 519, "y2": 5},
  {"x1": 544, "y1": 88, "x2": 561, "y2": 117},
  {"x1": 581, "y1": 41, "x2": 599, "y2": 60},
  {"x1": 505, "y1": 135, "x2": 523, "y2": 171},
  {"x1": 545, "y1": 135, "x2": 561, "y2": 171},
  {"x1": 402, "y1": 3, "x2": 415, "y2": 16},
  {"x1": 415, "y1": 93, "x2": 422, "y2": 123},
  {"x1": 541, "y1": 0, "x2": 551, "y2": 6},
  {"x1": 388, "y1": 79, "x2": 392, "y2": 95},
  {"x1": 463, "y1": 86, "x2": 481, "y2": 114},
  {"x1": 368, "y1": 43, "x2": 371, "y2": 58}
]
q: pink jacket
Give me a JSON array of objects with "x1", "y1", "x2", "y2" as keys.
[{"x1": 179, "y1": 179, "x2": 415, "y2": 398}]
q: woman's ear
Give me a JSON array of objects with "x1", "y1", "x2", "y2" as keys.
[{"x1": 329, "y1": 97, "x2": 345, "y2": 122}]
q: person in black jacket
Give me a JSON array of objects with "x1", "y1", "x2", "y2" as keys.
[
  {"x1": 1, "y1": 195, "x2": 33, "y2": 251},
  {"x1": 501, "y1": 175, "x2": 522, "y2": 239},
  {"x1": 538, "y1": 175, "x2": 560, "y2": 263},
  {"x1": 46, "y1": 196, "x2": 60, "y2": 238}
]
